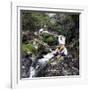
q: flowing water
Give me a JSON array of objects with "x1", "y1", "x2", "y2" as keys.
[
  {"x1": 29, "y1": 35, "x2": 67, "y2": 78},
  {"x1": 29, "y1": 51, "x2": 56, "y2": 78}
]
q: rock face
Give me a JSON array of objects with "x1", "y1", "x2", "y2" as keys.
[
  {"x1": 21, "y1": 50, "x2": 79, "y2": 78},
  {"x1": 35, "y1": 55, "x2": 79, "y2": 77},
  {"x1": 21, "y1": 54, "x2": 32, "y2": 78},
  {"x1": 21, "y1": 32, "x2": 79, "y2": 78}
]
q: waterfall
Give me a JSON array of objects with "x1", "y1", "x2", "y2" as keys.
[
  {"x1": 29, "y1": 66, "x2": 36, "y2": 78},
  {"x1": 38, "y1": 51, "x2": 55, "y2": 63},
  {"x1": 29, "y1": 35, "x2": 67, "y2": 78},
  {"x1": 29, "y1": 51, "x2": 56, "y2": 78}
]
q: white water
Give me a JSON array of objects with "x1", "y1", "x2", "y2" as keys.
[
  {"x1": 38, "y1": 51, "x2": 56, "y2": 64},
  {"x1": 29, "y1": 51, "x2": 56, "y2": 78},
  {"x1": 29, "y1": 66, "x2": 36, "y2": 78},
  {"x1": 29, "y1": 35, "x2": 68, "y2": 78}
]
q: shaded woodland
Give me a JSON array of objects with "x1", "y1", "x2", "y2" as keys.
[{"x1": 20, "y1": 10, "x2": 79, "y2": 78}]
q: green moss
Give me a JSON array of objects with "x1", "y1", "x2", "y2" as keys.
[
  {"x1": 46, "y1": 36, "x2": 54, "y2": 43},
  {"x1": 22, "y1": 43, "x2": 37, "y2": 55}
]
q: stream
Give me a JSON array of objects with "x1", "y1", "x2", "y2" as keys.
[{"x1": 29, "y1": 50, "x2": 56, "y2": 78}]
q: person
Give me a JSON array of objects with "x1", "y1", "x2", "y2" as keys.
[{"x1": 54, "y1": 35, "x2": 67, "y2": 57}]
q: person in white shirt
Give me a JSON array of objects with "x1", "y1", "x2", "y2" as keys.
[{"x1": 54, "y1": 35, "x2": 68, "y2": 56}]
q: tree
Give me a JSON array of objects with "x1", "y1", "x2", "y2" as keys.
[{"x1": 21, "y1": 10, "x2": 52, "y2": 31}]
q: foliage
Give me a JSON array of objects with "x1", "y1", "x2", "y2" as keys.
[
  {"x1": 21, "y1": 10, "x2": 52, "y2": 31},
  {"x1": 42, "y1": 33, "x2": 57, "y2": 46},
  {"x1": 22, "y1": 43, "x2": 37, "y2": 55},
  {"x1": 21, "y1": 11, "x2": 80, "y2": 78},
  {"x1": 21, "y1": 11, "x2": 79, "y2": 45}
]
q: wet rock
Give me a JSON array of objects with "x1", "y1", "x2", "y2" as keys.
[
  {"x1": 21, "y1": 54, "x2": 32, "y2": 78},
  {"x1": 36, "y1": 55, "x2": 79, "y2": 77}
]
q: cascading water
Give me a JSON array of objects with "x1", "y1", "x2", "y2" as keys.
[
  {"x1": 29, "y1": 66, "x2": 36, "y2": 78},
  {"x1": 29, "y1": 35, "x2": 67, "y2": 78},
  {"x1": 29, "y1": 50, "x2": 56, "y2": 78}
]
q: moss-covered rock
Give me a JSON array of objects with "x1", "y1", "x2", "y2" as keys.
[{"x1": 22, "y1": 43, "x2": 37, "y2": 55}]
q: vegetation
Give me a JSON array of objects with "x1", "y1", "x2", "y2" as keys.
[
  {"x1": 22, "y1": 43, "x2": 37, "y2": 55},
  {"x1": 21, "y1": 10, "x2": 79, "y2": 78}
]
